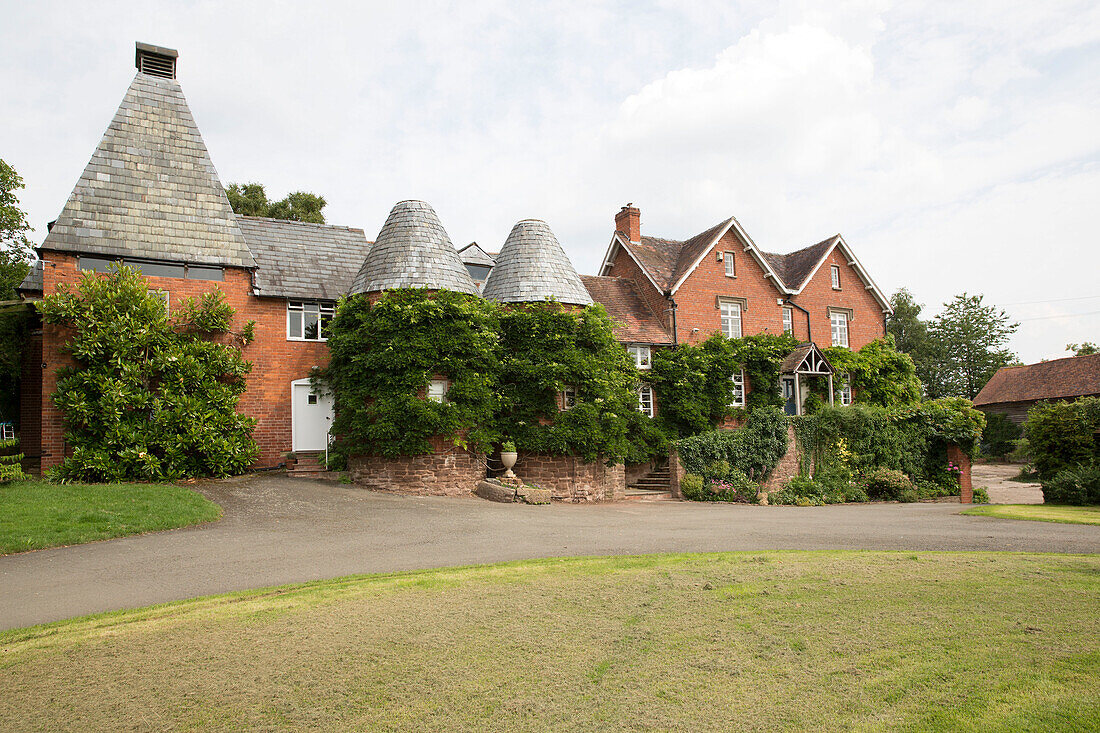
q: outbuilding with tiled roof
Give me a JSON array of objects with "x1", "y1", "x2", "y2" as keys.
[{"x1": 973, "y1": 354, "x2": 1100, "y2": 424}]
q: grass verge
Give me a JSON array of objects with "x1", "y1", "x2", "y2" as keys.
[
  {"x1": 1, "y1": 552, "x2": 1097, "y2": 731},
  {"x1": 0, "y1": 480, "x2": 222, "y2": 554},
  {"x1": 963, "y1": 504, "x2": 1100, "y2": 525}
]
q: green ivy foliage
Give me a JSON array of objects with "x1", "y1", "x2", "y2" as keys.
[
  {"x1": 322, "y1": 289, "x2": 502, "y2": 459},
  {"x1": 794, "y1": 398, "x2": 985, "y2": 491},
  {"x1": 0, "y1": 437, "x2": 27, "y2": 483},
  {"x1": 650, "y1": 333, "x2": 799, "y2": 438},
  {"x1": 823, "y1": 336, "x2": 922, "y2": 408},
  {"x1": 676, "y1": 407, "x2": 789, "y2": 482},
  {"x1": 498, "y1": 303, "x2": 662, "y2": 463},
  {"x1": 37, "y1": 265, "x2": 258, "y2": 481}
]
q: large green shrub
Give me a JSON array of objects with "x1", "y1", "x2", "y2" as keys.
[
  {"x1": 1024, "y1": 397, "x2": 1100, "y2": 482},
  {"x1": 861, "y1": 467, "x2": 914, "y2": 501},
  {"x1": 497, "y1": 303, "x2": 663, "y2": 464},
  {"x1": 37, "y1": 265, "x2": 258, "y2": 481},
  {"x1": 322, "y1": 288, "x2": 502, "y2": 458},
  {"x1": 685, "y1": 469, "x2": 759, "y2": 503},
  {"x1": 677, "y1": 407, "x2": 788, "y2": 484},
  {"x1": 981, "y1": 412, "x2": 1022, "y2": 459},
  {"x1": 1041, "y1": 461, "x2": 1100, "y2": 505}
]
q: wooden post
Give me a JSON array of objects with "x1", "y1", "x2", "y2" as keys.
[{"x1": 947, "y1": 444, "x2": 973, "y2": 504}]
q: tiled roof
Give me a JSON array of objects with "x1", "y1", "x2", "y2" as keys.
[
  {"x1": 779, "y1": 344, "x2": 815, "y2": 373},
  {"x1": 349, "y1": 200, "x2": 478, "y2": 295},
  {"x1": 17, "y1": 261, "x2": 44, "y2": 293},
  {"x1": 973, "y1": 354, "x2": 1100, "y2": 406},
  {"x1": 580, "y1": 275, "x2": 672, "y2": 344},
  {"x1": 482, "y1": 220, "x2": 592, "y2": 305},
  {"x1": 236, "y1": 217, "x2": 370, "y2": 301},
  {"x1": 620, "y1": 218, "x2": 840, "y2": 294},
  {"x1": 761, "y1": 236, "x2": 837, "y2": 291},
  {"x1": 457, "y1": 242, "x2": 496, "y2": 267},
  {"x1": 40, "y1": 71, "x2": 255, "y2": 268}
]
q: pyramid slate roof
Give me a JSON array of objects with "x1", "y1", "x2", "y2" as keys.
[
  {"x1": 236, "y1": 217, "x2": 371, "y2": 301},
  {"x1": 40, "y1": 71, "x2": 255, "y2": 268},
  {"x1": 482, "y1": 220, "x2": 592, "y2": 305},
  {"x1": 16, "y1": 261, "x2": 44, "y2": 294},
  {"x1": 349, "y1": 201, "x2": 478, "y2": 295}
]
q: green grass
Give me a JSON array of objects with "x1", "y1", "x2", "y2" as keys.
[
  {"x1": 963, "y1": 504, "x2": 1100, "y2": 525},
  {"x1": 1, "y1": 552, "x2": 1097, "y2": 731},
  {"x1": 0, "y1": 480, "x2": 222, "y2": 554}
]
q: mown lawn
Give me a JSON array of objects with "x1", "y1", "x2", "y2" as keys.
[
  {"x1": 0, "y1": 480, "x2": 222, "y2": 554},
  {"x1": 963, "y1": 504, "x2": 1100, "y2": 526},
  {"x1": 1, "y1": 552, "x2": 1097, "y2": 731}
]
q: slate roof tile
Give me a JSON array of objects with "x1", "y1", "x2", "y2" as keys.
[{"x1": 482, "y1": 220, "x2": 592, "y2": 305}]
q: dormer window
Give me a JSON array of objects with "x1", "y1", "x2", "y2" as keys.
[
  {"x1": 831, "y1": 265, "x2": 841, "y2": 290},
  {"x1": 627, "y1": 345, "x2": 652, "y2": 369}
]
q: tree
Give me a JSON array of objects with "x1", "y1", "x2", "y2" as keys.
[
  {"x1": 927, "y1": 293, "x2": 1018, "y2": 399},
  {"x1": 1067, "y1": 342, "x2": 1098, "y2": 356},
  {"x1": 37, "y1": 265, "x2": 259, "y2": 481},
  {"x1": 0, "y1": 159, "x2": 34, "y2": 425},
  {"x1": 225, "y1": 182, "x2": 327, "y2": 223}
]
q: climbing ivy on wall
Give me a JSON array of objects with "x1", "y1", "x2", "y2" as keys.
[
  {"x1": 650, "y1": 332, "x2": 800, "y2": 438},
  {"x1": 37, "y1": 265, "x2": 258, "y2": 481},
  {"x1": 497, "y1": 303, "x2": 663, "y2": 464},
  {"x1": 322, "y1": 288, "x2": 502, "y2": 459},
  {"x1": 823, "y1": 336, "x2": 922, "y2": 408}
]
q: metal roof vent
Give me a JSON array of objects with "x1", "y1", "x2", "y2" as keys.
[{"x1": 135, "y1": 42, "x2": 178, "y2": 79}]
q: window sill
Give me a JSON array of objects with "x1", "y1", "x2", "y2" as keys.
[{"x1": 286, "y1": 337, "x2": 329, "y2": 343}]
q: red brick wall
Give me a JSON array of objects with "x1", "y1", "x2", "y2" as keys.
[
  {"x1": 670, "y1": 229, "x2": 789, "y2": 345},
  {"x1": 512, "y1": 452, "x2": 625, "y2": 502},
  {"x1": 787, "y1": 246, "x2": 886, "y2": 350},
  {"x1": 34, "y1": 250, "x2": 330, "y2": 472}
]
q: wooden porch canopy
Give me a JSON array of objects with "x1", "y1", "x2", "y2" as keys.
[{"x1": 779, "y1": 343, "x2": 837, "y2": 410}]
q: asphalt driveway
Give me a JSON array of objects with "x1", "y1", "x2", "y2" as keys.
[{"x1": 2, "y1": 474, "x2": 1097, "y2": 630}]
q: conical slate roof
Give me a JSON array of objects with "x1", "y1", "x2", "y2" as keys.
[
  {"x1": 349, "y1": 201, "x2": 478, "y2": 295},
  {"x1": 482, "y1": 219, "x2": 593, "y2": 305},
  {"x1": 41, "y1": 71, "x2": 255, "y2": 268}
]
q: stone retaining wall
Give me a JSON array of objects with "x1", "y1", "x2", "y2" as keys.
[
  {"x1": 348, "y1": 438, "x2": 485, "y2": 497},
  {"x1": 512, "y1": 453, "x2": 625, "y2": 502}
]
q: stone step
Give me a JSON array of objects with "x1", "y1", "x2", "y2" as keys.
[{"x1": 624, "y1": 489, "x2": 673, "y2": 501}]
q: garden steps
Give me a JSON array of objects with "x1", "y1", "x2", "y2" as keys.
[
  {"x1": 629, "y1": 464, "x2": 671, "y2": 492},
  {"x1": 288, "y1": 452, "x2": 325, "y2": 476},
  {"x1": 624, "y1": 488, "x2": 674, "y2": 501}
]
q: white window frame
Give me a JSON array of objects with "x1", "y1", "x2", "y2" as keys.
[
  {"x1": 839, "y1": 374, "x2": 853, "y2": 406},
  {"x1": 562, "y1": 385, "x2": 577, "y2": 410},
  {"x1": 830, "y1": 311, "x2": 849, "y2": 348},
  {"x1": 287, "y1": 300, "x2": 335, "y2": 342},
  {"x1": 831, "y1": 265, "x2": 841, "y2": 290},
  {"x1": 148, "y1": 289, "x2": 169, "y2": 315},
  {"x1": 720, "y1": 300, "x2": 742, "y2": 339},
  {"x1": 782, "y1": 306, "x2": 793, "y2": 335},
  {"x1": 724, "y1": 251, "x2": 736, "y2": 278},
  {"x1": 637, "y1": 384, "x2": 654, "y2": 418},
  {"x1": 730, "y1": 370, "x2": 746, "y2": 408},
  {"x1": 427, "y1": 378, "x2": 449, "y2": 403},
  {"x1": 627, "y1": 344, "x2": 652, "y2": 370}
]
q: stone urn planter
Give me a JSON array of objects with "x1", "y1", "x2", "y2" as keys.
[{"x1": 500, "y1": 449, "x2": 518, "y2": 478}]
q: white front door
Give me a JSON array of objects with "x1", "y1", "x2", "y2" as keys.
[{"x1": 291, "y1": 379, "x2": 334, "y2": 452}]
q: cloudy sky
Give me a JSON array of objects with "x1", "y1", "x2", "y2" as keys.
[{"x1": 2, "y1": 0, "x2": 1097, "y2": 362}]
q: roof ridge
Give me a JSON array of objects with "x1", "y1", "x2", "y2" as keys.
[{"x1": 239, "y1": 215, "x2": 363, "y2": 233}]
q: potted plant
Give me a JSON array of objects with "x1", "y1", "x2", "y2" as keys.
[{"x1": 500, "y1": 440, "x2": 518, "y2": 478}]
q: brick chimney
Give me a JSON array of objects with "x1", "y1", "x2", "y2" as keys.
[{"x1": 615, "y1": 204, "x2": 640, "y2": 243}]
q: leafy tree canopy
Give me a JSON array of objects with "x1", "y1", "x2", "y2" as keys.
[
  {"x1": 1067, "y1": 342, "x2": 1098, "y2": 357},
  {"x1": 37, "y1": 265, "x2": 258, "y2": 481},
  {"x1": 927, "y1": 293, "x2": 1018, "y2": 399},
  {"x1": 225, "y1": 182, "x2": 327, "y2": 224},
  {"x1": 0, "y1": 159, "x2": 34, "y2": 424}
]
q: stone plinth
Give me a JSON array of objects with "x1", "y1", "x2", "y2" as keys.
[{"x1": 349, "y1": 438, "x2": 484, "y2": 497}]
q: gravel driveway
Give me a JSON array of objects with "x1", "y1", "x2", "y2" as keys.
[
  {"x1": 2, "y1": 473, "x2": 1096, "y2": 630},
  {"x1": 972, "y1": 462, "x2": 1044, "y2": 504}
]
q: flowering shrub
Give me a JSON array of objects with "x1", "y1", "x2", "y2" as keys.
[{"x1": 681, "y1": 469, "x2": 758, "y2": 503}]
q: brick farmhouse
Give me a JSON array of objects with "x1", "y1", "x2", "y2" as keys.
[{"x1": 15, "y1": 43, "x2": 893, "y2": 483}]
